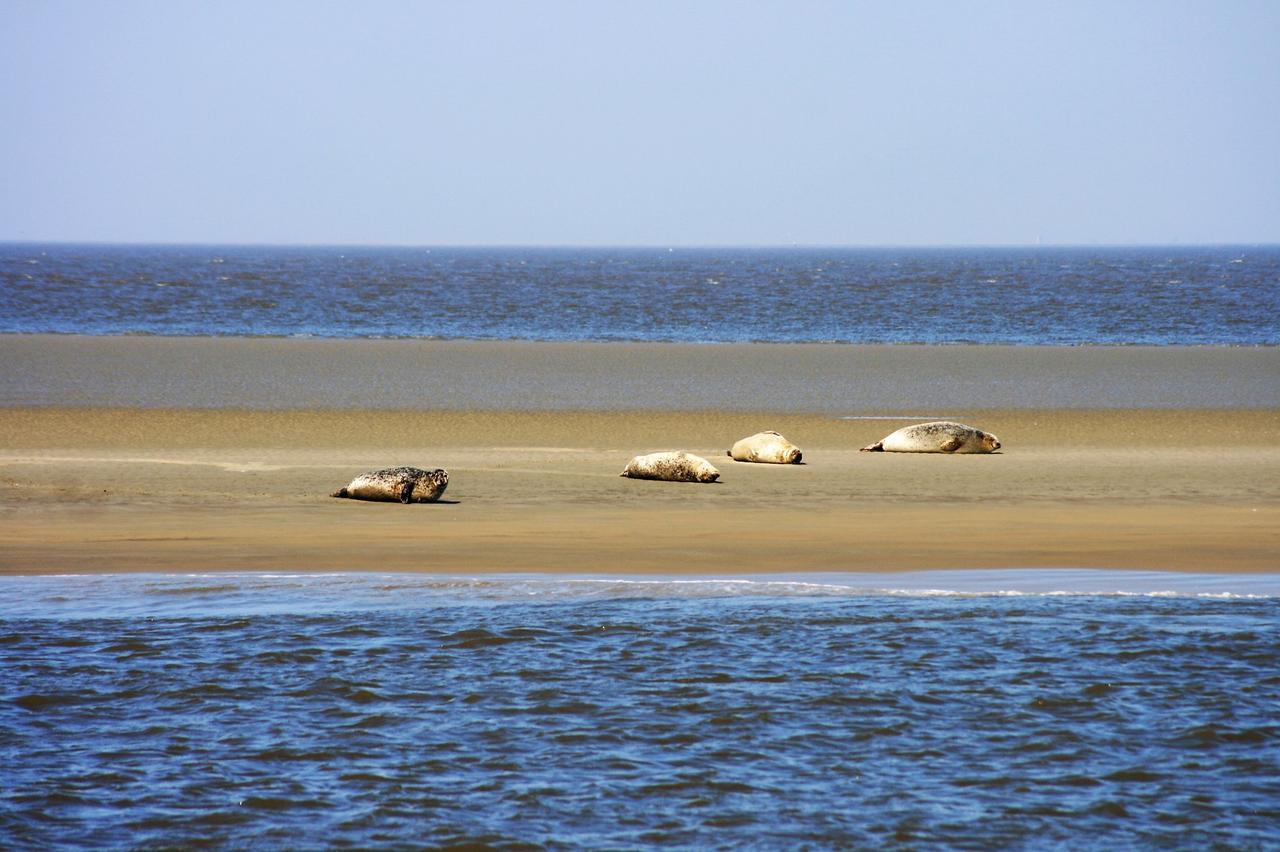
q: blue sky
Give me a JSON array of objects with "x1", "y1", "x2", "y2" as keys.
[{"x1": 2, "y1": 1, "x2": 1277, "y2": 245}]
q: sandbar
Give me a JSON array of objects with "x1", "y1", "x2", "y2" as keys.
[{"x1": 2, "y1": 402, "x2": 1276, "y2": 575}]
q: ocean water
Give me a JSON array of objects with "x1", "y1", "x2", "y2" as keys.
[
  {"x1": 2, "y1": 572, "x2": 1278, "y2": 848},
  {"x1": 2, "y1": 243, "x2": 1277, "y2": 344}
]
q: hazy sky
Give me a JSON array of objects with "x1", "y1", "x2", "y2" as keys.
[{"x1": 2, "y1": 1, "x2": 1277, "y2": 245}]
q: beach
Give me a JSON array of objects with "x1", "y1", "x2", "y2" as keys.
[{"x1": 2, "y1": 335, "x2": 1276, "y2": 575}]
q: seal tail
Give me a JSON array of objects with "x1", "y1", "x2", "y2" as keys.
[
  {"x1": 331, "y1": 487, "x2": 350, "y2": 499},
  {"x1": 860, "y1": 442, "x2": 884, "y2": 452}
]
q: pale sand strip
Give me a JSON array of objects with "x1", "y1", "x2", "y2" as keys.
[{"x1": 1, "y1": 408, "x2": 1276, "y2": 574}]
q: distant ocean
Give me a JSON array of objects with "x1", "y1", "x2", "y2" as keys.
[
  {"x1": 2, "y1": 572, "x2": 1278, "y2": 848},
  {"x1": 2, "y1": 244, "x2": 1277, "y2": 344}
]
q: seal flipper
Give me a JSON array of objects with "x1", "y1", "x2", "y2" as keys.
[
  {"x1": 860, "y1": 442, "x2": 884, "y2": 452},
  {"x1": 939, "y1": 436, "x2": 964, "y2": 453},
  {"x1": 331, "y1": 487, "x2": 349, "y2": 499},
  {"x1": 399, "y1": 481, "x2": 415, "y2": 504}
]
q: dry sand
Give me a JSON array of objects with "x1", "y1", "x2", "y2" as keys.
[{"x1": 3, "y1": 405, "x2": 1277, "y2": 574}]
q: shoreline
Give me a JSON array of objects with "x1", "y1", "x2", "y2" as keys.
[
  {"x1": 5, "y1": 571, "x2": 1278, "y2": 611},
  {"x1": 5, "y1": 330, "x2": 1279, "y2": 344}
]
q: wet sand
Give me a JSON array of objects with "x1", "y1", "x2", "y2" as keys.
[
  {"x1": 2, "y1": 401, "x2": 1277, "y2": 574},
  {"x1": 3, "y1": 333, "x2": 1278, "y2": 410}
]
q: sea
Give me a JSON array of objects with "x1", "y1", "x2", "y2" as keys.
[
  {"x1": 1, "y1": 243, "x2": 1278, "y2": 344},
  {"x1": 2, "y1": 572, "x2": 1279, "y2": 849},
  {"x1": 2, "y1": 244, "x2": 1279, "y2": 848}
]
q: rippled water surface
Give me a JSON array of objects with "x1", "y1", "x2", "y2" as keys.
[
  {"x1": 2, "y1": 244, "x2": 1277, "y2": 343},
  {"x1": 2, "y1": 572, "x2": 1277, "y2": 848}
]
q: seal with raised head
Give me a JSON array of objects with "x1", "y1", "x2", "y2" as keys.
[
  {"x1": 331, "y1": 466, "x2": 450, "y2": 503},
  {"x1": 860, "y1": 422, "x2": 1001, "y2": 454},
  {"x1": 621, "y1": 451, "x2": 720, "y2": 483},
  {"x1": 727, "y1": 430, "x2": 803, "y2": 464}
]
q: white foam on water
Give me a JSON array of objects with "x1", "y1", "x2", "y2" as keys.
[{"x1": 2, "y1": 570, "x2": 1277, "y2": 619}]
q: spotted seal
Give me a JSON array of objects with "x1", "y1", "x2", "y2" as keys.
[
  {"x1": 621, "y1": 451, "x2": 720, "y2": 483},
  {"x1": 860, "y1": 422, "x2": 1001, "y2": 454},
  {"x1": 331, "y1": 467, "x2": 450, "y2": 503},
  {"x1": 727, "y1": 431, "x2": 803, "y2": 464}
]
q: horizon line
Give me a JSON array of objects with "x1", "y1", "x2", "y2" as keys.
[{"x1": 3, "y1": 239, "x2": 1278, "y2": 251}]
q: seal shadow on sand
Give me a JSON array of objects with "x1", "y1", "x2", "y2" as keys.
[
  {"x1": 327, "y1": 497, "x2": 462, "y2": 505},
  {"x1": 729, "y1": 460, "x2": 808, "y2": 465}
]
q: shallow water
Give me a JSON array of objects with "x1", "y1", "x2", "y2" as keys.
[
  {"x1": 2, "y1": 572, "x2": 1277, "y2": 848},
  {"x1": 3, "y1": 244, "x2": 1277, "y2": 344}
]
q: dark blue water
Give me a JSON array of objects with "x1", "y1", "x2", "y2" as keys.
[
  {"x1": 2, "y1": 244, "x2": 1276, "y2": 344},
  {"x1": 2, "y1": 573, "x2": 1278, "y2": 849}
]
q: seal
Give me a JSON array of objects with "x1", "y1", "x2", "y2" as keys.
[
  {"x1": 860, "y1": 421, "x2": 1001, "y2": 454},
  {"x1": 621, "y1": 451, "x2": 720, "y2": 483},
  {"x1": 727, "y1": 430, "x2": 803, "y2": 464},
  {"x1": 331, "y1": 466, "x2": 450, "y2": 503}
]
